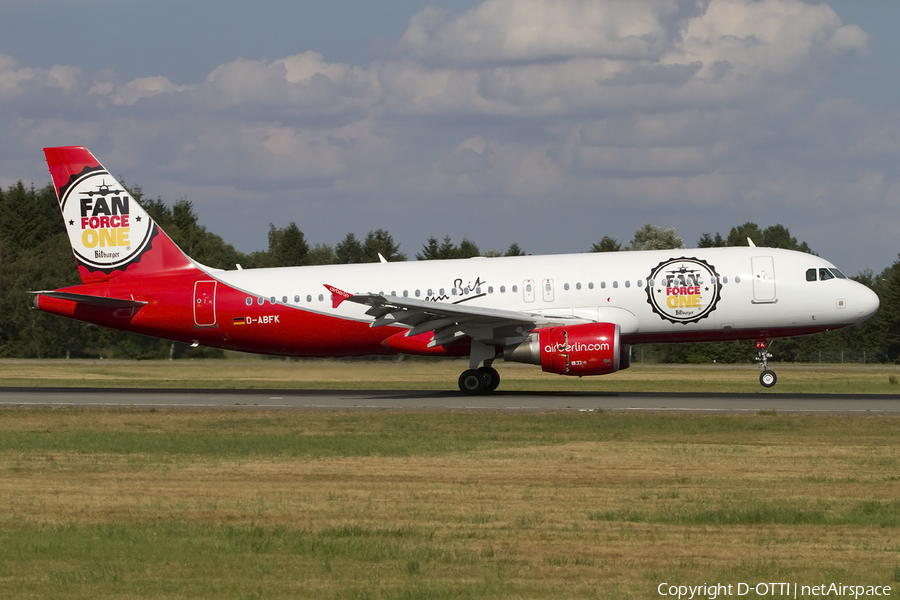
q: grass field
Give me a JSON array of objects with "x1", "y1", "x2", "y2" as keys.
[
  {"x1": 2, "y1": 360, "x2": 899, "y2": 598},
  {"x1": 2, "y1": 407, "x2": 900, "y2": 599},
  {"x1": 2, "y1": 358, "x2": 900, "y2": 393}
]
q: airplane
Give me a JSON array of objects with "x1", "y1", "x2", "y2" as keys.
[{"x1": 33, "y1": 146, "x2": 880, "y2": 394}]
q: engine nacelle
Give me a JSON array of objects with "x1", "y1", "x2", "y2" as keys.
[{"x1": 504, "y1": 323, "x2": 631, "y2": 376}]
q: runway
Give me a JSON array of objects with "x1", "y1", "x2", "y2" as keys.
[{"x1": 1, "y1": 387, "x2": 899, "y2": 413}]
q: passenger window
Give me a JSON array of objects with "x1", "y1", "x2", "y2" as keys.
[
  {"x1": 601, "y1": 282, "x2": 606, "y2": 289},
  {"x1": 625, "y1": 280, "x2": 630, "y2": 288},
  {"x1": 806, "y1": 268, "x2": 817, "y2": 282},
  {"x1": 500, "y1": 286, "x2": 505, "y2": 293},
  {"x1": 282, "y1": 296, "x2": 287, "y2": 303},
  {"x1": 512, "y1": 285, "x2": 518, "y2": 293},
  {"x1": 576, "y1": 282, "x2": 582, "y2": 290},
  {"x1": 564, "y1": 283, "x2": 570, "y2": 291},
  {"x1": 613, "y1": 281, "x2": 618, "y2": 289},
  {"x1": 588, "y1": 282, "x2": 594, "y2": 290},
  {"x1": 722, "y1": 277, "x2": 728, "y2": 284},
  {"x1": 318, "y1": 294, "x2": 324, "y2": 301},
  {"x1": 258, "y1": 297, "x2": 264, "y2": 305},
  {"x1": 636, "y1": 280, "x2": 643, "y2": 288},
  {"x1": 294, "y1": 295, "x2": 300, "y2": 303},
  {"x1": 246, "y1": 297, "x2": 252, "y2": 306},
  {"x1": 415, "y1": 290, "x2": 420, "y2": 297},
  {"x1": 735, "y1": 276, "x2": 741, "y2": 284},
  {"x1": 307, "y1": 295, "x2": 312, "y2": 302},
  {"x1": 819, "y1": 268, "x2": 834, "y2": 281}
]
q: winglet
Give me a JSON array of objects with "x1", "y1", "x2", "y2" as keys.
[{"x1": 324, "y1": 284, "x2": 352, "y2": 309}]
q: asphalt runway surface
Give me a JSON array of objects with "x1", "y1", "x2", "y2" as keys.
[{"x1": 1, "y1": 387, "x2": 899, "y2": 413}]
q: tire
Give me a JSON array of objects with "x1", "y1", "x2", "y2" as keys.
[
  {"x1": 478, "y1": 366, "x2": 500, "y2": 392},
  {"x1": 759, "y1": 370, "x2": 777, "y2": 388},
  {"x1": 459, "y1": 369, "x2": 487, "y2": 395}
]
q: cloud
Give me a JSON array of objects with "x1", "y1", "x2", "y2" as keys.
[
  {"x1": 670, "y1": 0, "x2": 867, "y2": 77},
  {"x1": 0, "y1": 54, "x2": 80, "y2": 102},
  {"x1": 397, "y1": 0, "x2": 675, "y2": 65},
  {"x1": 1, "y1": 0, "x2": 892, "y2": 272}
]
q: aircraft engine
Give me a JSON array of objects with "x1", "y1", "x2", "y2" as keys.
[{"x1": 504, "y1": 323, "x2": 631, "y2": 376}]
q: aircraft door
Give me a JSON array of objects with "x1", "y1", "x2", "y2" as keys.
[
  {"x1": 523, "y1": 279, "x2": 535, "y2": 303},
  {"x1": 542, "y1": 279, "x2": 554, "y2": 302},
  {"x1": 751, "y1": 256, "x2": 776, "y2": 303},
  {"x1": 193, "y1": 280, "x2": 217, "y2": 326}
]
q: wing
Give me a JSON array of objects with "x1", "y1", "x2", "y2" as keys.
[{"x1": 325, "y1": 284, "x2": 583, "y2": 348}]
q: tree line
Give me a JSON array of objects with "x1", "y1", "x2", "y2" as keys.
[{"x1": 1, "y1": 182, "x2": 897, "y2": 363}]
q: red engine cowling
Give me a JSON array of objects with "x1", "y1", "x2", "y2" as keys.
[{"x1": 504, "y1": 323, "x2": 630, "y2": 376}]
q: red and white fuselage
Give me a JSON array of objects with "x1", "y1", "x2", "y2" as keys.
[{"x1": 35, "y1": 147, "x2": 879, "y2": 393}]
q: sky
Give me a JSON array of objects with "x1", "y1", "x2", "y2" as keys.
[{"x1": 1, "y1": 0, "x2": 898, "y2": 275}]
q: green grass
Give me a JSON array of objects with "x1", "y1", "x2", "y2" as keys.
[
  {"x1": 3, "y1": 409, "x2": 900, "y2": 598},
  {"x1": 590, "y1": 498, "x2": 900, "y2": 527},
  {"x1": 2, "y1": 358, "x2": 900, "y2": 393},
  {"x1": 0, "y1": 410, "x2": 874, "y2": 458}
]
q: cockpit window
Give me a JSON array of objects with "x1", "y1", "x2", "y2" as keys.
[
  {"x1": 819, "y1": 268, "x2": 835, "y2": 281},
  {"x1": 831, "y1": 268, "x2": 847, "y2": 279},
  {"x1": 806, "y1": 268, "x2": 817, "y2": 282}
]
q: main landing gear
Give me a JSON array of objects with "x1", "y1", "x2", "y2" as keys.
[
  {"x1": 755, "y1": 338, "x2": 777, "y2": 388},
  {"x1": 458, "y1": 366, "x2": 500, "y2": 395},
  {"x1": 458, "y1": 341, "x2": 501, "y2": 395}
]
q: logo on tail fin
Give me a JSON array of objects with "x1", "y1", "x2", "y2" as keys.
[{"x1": 60, "y1": 169, "x2": 154, "y2": 270}]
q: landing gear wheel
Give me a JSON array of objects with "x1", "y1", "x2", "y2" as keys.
[
  {"x1": 759, "y1": 370, "x2": 777, "y2": 388},
  {"x1": 459, "y1": 369, "x2": 487, "y2": 395},
  {"x1": 478, "y1": 366, "x2": 500, "y2": 392}
]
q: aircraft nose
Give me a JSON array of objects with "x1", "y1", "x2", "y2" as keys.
[{"x1": 854, "y1": 283, "x2": 880, "y2": 321}]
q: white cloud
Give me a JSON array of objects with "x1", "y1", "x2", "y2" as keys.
[
  {"x1": 0, "y1": 54, "x2": 80, "y2": 101},
  {"x1": 398, "y1": 0, "x2": 675, "y2": 65},
  {"x1": 109, "y1": 76, "x2": 187, "y2": 106},
  {"x1": 0, "y1": 0, "x2": 892, "y2": 272},
  {"x1": 670, "y1": 0, "x2": 868, "y2": 77}
]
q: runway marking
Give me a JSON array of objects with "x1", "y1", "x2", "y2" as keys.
[{"x1": 2, "y1": 389, "x2": 899, "y2": 414}]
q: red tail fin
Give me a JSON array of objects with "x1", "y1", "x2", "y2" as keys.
[{"x1": 44, "y1": 146, "x2": 196, "y2": 285}]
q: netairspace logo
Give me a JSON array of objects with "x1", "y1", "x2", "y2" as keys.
[{"x1": 657, "y1": 582, "x2": 892, "y2": 599}]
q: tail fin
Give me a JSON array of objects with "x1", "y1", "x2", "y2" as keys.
[{"x1": 44, "y1": 146, "x2": 195, "y2": 285}]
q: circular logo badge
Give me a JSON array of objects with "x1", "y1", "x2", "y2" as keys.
[
  {"x1": 60, "y1": 170, "x2": 154, "y2": 270},
  {"x1": 646, "y1": 257, "x2": 722, "y2": 324}
]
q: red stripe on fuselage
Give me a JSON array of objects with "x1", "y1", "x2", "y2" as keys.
[{"x1": 39, "y1": 270, "x2": 401, "y2": 357}]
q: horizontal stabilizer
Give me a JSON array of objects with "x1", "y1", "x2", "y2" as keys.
[{"x1": 31, "y1": 291, "x2": 148, "y2": 309}]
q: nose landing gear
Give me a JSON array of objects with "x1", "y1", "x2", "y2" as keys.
[{"x1": 756, "y1": 338, "x2": 777, "y2": 388}]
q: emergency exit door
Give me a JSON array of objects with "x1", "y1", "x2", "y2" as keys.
[
  {"x1": 751, "y1": 256, "x2": 776, "y2": 303},
  {"x1": 193, "y1": 280, "x2": 217, "y2": 326}
]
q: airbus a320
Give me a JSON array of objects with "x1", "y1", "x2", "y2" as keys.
[{"x1": 34, "y1": 146, "x2": 880, "y2": 394}]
